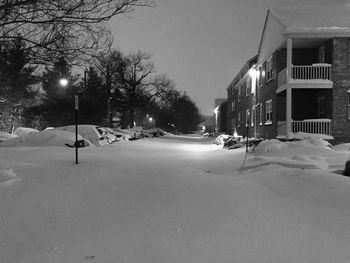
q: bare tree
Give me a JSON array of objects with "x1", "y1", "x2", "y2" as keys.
[
  {"x1": 93, "y1": 49, "x2": 175, "y2": 127},
  {"x1": 0, "y1": 0, "x2": 153, "y2": 65}
]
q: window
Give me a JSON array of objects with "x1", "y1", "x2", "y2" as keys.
[
  {"x1": 246, "y1": 109, "x2": 250, "y2": 127},
  {"x1": 319, "y1": 45, "x2": 325, "y2": 63},
  {"x1": 242, "y1": 82, "x2": 246, "y2": 97},
  {"x1": 238, "y1": 85, "x2": 241, "y2": 102},
  {"x1": 246, "y1": 78, "x2": 251, "y2": 96},
  {"x1": 259, "y1": 103, "x2": 263, "y2": 125},
  {"x1": 251, "y1": 106, "x2": 254, "y2": 126},
  {"x1": 265, "y1": 100, "x2": 272, "y2": 124},
  {"x1": 238, "y1": 112, "x2": 241, "y2": 127},
  {"x1": 348, "y1": 92, "x2": 350, "y2": 120},
  {"x1": 348, "y1": 40, "x2": 350, "y2": 66},
  {"x1": 258, "y1": 66, "x2": 263, "y2": 87},
  {"x1": 232, "y1": 100, "x2": 235, "y2": 112},
  {"x1": 265, "y1": 56, "x2": 273, "y2": 82}
]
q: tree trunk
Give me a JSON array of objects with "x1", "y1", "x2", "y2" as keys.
[{"x1": 129, "y1": 108, "x2": 135, "y2": 128}]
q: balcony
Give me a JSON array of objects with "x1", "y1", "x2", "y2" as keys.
[
  {"x1": 277, "y1": 119, "x2": 332, "y2": 137},
  {"x1": 277, "y1": 64, "x2": 333, "y2": 93}
]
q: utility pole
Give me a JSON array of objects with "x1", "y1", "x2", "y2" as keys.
[{"x1": 106, "y1": 65, "x2": 112, "y2": 128}]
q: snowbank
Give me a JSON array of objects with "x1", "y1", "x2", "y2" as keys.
[
  {"x1": 13, "y1": 127, "x2": 39, "y2": 139},
  {"x1": 0, "y1": 129, "x2": 90, "y2": 147},
  {"x1": 249, "y1": 136, "x2": 336, "y2": 170},
  {"x1": 0, "y1": 131, "x2": 18, "y2": 141},
  {"x1": 254, "y1": 136, "x2": 331, "y2": 153},
  {"x1": 0, "y1": 169, "x2": 20, "y2": 185},
  {"x1": 253, "y1": 139, "x2": 286, "y2": 153}
]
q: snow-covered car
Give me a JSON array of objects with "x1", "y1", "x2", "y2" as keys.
[
  {"x1": 124, "y1": 126, "x2": 144, "y2": 140},
  {"x1": 143, "y1": 128, "x2": 164, "y2": 137},
  {"x1": 0, "y1": 129, "x2": 90, "y2": 147},
  {"x1": 112, "y1": 128, "x2": 133, "y2": 141},
  {"x1": 99, "y1": 127, "x2": 119, "y2": 143},
  {"x1": 54, "y1": 125, "x2": 110, "y2": 146}
]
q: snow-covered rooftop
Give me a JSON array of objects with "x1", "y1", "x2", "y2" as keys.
[{"x1": 270, "y1": 5, "x2": 350, "y2": 34}]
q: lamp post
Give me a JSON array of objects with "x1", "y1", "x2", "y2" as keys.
[
  {"x1": 60, "y1": 78, "x2": 79, "y2": 164},
  {"x1": 214, "y1": 106, "x2": 219, "y2": 135}
]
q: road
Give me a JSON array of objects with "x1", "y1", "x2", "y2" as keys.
[{"x1": 1, "y1": 135, "x2": 350, "y2": 263}]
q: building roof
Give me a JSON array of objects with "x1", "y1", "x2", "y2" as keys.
[
  {"x1": 257, "y1": 5, "x2": 350, "y2": 65},
  {"x1": 214, "y1": 98, "x2": 227, "y2": 109},
  {"x1": 200, "y1": 116, "x2": 215, "y2": 127},
  {"x1": 270, "y1": 5, "x2": 350, "y2": 34}
]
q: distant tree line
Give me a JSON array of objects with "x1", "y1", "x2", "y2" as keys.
[{"x1": 0, "y1": 0, "x2": 202, "y2": 134}]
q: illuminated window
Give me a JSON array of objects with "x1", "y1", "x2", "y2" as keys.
[
  {"x1": 265, "y1": 100, "x2": 272, "y2": 124},
  {"x1": 265, "y1": 56, "x2": 273, "y2": 82},
  {"x1": 238, "y1": 112, "x2": 241, "y2": 127},
  {"x1": 246, "y1": 78, "x2": 251, "y2": 96},
  {"x1": 258, "y1": 66, "x2": 263, "y2": 87},
  {"x1": 259, "y1": 103, "x2": 263, "y2": 125},
  {"x1": 251, "y1": 106, "x2": 254, "y2": 126},
  {"x1": 246, "y1": 109, "x2": 250, "y2": 127}
]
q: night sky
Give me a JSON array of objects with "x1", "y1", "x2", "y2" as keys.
[{"x1": 109, "y1": 0, "x2": 350, "y2": 115}]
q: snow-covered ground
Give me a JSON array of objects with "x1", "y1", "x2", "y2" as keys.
[{"x1": 1, "y1": 134, "x2": 350, "y2": 262}]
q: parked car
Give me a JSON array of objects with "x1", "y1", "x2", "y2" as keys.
[
  {"x1": 124, "y1": 126, "x2": 144, "y2": 140},
  {"x1": 111, "y1": 128, "x2": 133, "y2": 141},
  {"x1": 54, "y1": 125, "x2": 110, "y2": 146},
  {"x1": 143, "y1": 128, "x2": 165, "y2": 137},
  {"x1": 99, "y1": 127, "x2": 119, "y2": 143}
]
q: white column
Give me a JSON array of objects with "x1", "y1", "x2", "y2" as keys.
[{"x1": 286, "y1": 38, "x2": 292, "y2": 137}]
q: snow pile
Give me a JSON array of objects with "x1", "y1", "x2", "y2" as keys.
[
  {"x1": 0, "y1": 131, "x2": 18, "y2": 141},
  {"x1": 248, "y1": 155, "x2": 329, "y2": 170},
  {"x1": 249, "y1": 136, "x2": 335, "y2": 170},
  {"x1": 0, "y1": 169, "x2": 20, "y2": 185},
  {"x1": 253, "y1": 139, "x2": 286, "y2": 153},
  {"x1": 303, "y1": 136, "x2": 331, "y2": 148},
  {"x1": 254, "y1": 135, "x2": 331, "y2": 154},
  {"x1": 0, "y1": 129, "x2": 90, "y2": 147},
  {"x1": 214, "y1": 134, "x2": 231, "y2": 145},
  {"x1": 286, "y1": 131, "x2": 333, "y2": 141},
  {"x1": 13, "y1": 127, "x2": 39, "y2": 139}
]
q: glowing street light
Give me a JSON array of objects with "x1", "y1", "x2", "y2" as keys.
[
  {"x1": 59, "y1": 78, "x2": 79, "y2": 164},
  {"x1": 59, "y1": 78, "x2": 68, "y2": 87},
  {"x1": 214, "y1": 106, "x2": 219, "y2": 134}
]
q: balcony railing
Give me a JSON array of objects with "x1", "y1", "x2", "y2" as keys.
[
  {"x1": 278, "y1": 64, "x2": 332, "y2": 87},
  {"x1": 277, "y1": 119, "x2": 332, "y2": 137},
  {"x1": 292, "y1": 64, "x2": 332, "y2": 80}
]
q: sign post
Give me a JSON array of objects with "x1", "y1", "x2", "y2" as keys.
[{"x1": 74, "y1": 95, "x2": 79, "y2": 164}]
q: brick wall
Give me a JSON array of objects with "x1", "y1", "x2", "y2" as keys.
[{"x1": 332, "y1": 38, "x2": 350, "y2": 142}]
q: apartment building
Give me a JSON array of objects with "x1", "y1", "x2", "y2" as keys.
[{"x1": 227, "y1": 6, "x2": 350, "y2": 142}]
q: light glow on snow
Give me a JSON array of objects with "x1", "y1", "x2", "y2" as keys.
[{"x1": 179, "y1": 143, "x2": 219, "y2": 152}]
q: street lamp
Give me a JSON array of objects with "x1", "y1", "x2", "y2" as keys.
[
  {"x1": 59, "y1": 78, "x2": 68, "y2": 87},
  {"x1": 59, "y1": 78, "x2": 79, "y2": 164},
  {"x1": 214, "y1": 106, "x2": 219, "y2": 134}
]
